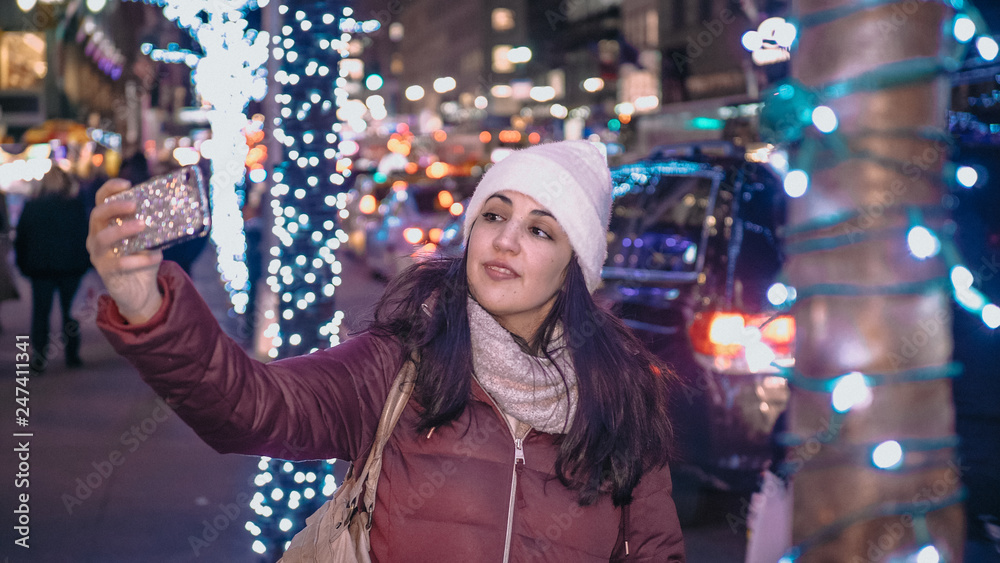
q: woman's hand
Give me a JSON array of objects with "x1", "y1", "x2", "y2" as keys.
[{"x1": 86, "y1": 179, "x2": 164, "y2": 324}]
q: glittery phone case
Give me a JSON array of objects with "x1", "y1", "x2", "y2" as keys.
[{"x1": 106, "y1": 165, "x2": 211, "y2": 256}]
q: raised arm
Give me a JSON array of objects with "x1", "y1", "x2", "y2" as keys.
[
  {"x1": 87, "y1": 179, "x2": 402, "y2": 461},
  {"x1": 96, "y1": 261, "x2": 403, "y2": 461}
]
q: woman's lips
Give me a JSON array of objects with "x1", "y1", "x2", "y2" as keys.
[{"x1": 483, "y1": 261, "x2": 520, "y2": 281}]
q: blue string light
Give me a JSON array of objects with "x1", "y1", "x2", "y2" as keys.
[
  {"x1": 786, "y1": 363, "x2": 962, "y2": 392},
  {"x1": 777, "y1": 490, "x2": 966, "y2": 561}
]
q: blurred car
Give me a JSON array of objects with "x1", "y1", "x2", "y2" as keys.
[
  {"x1": 433, "y1": 197, "x2": 469, "y2": 259},
  {"x1": 365, "y1": 176, "x2": 476, "y2": 278},
  {"x1": 596, "y1": 142, "x2": 793, "y2": 519},
  {"x1": 341, "y1": 176, "x2": 393, "y2": 257}
]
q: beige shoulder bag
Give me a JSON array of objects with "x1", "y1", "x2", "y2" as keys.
[{"x1": 279, "y1": 358, "x2": 416, "y2": 563}]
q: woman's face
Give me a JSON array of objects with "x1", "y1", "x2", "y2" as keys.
[{"x1": 466, "y1": 190, "x2": 573, "y2": 341}]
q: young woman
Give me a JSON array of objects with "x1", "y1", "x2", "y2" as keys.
[{"x1": 87, "y1": 140, "x2": 685, "y2": 561}]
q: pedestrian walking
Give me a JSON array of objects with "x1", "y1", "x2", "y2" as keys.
[
  {"x1": 86, "y1": 140, "x2": 686, "y2": 561},
  {"x1": 0, "y1": 191, "x2": 21, "y2": 331},
  {"x1": 15, "y1": 164, "x2": 91, "y2": 371}
]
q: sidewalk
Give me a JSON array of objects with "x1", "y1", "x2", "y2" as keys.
[{"x1": 0, "y1": 249, "x2": 259, "y2": 562}]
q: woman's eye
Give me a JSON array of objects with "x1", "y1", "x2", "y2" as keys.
[
  {"x1": 482, "y1": 212, "x2": 502, "y2": 221},
  {"x1": 531, "y1": 226, "x2": 552, "y2": 240}
]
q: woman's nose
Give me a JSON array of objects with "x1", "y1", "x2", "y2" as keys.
[{"x1": 492, "y1": 222, "x2": 520, "y2": 253}]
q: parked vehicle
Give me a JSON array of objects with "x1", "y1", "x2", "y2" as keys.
[
  {"x1": 365, "y1": 176, "x2": 476, "y2": 279},
  {"x1": 433, "y1": 198, "x2": 469, "y2": 260},
  {"x1": 341, "y1": 176, "x2": 393, "y2": 257},
  {"x1": 596, "y1": 142, "x2": 793, "y2": 520}
]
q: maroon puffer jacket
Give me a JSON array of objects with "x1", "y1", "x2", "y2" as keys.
[{"x1": 97, "y1": 261, "x2": 685, "y2": 562}]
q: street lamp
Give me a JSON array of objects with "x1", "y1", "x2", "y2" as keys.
[
  {"x1": 741, "y1": 17, "x2": 796, "y2": 66},
  {"x1": 507, "y1": 46, "x2": 532, "y2": 64},
  {"x1": 432, "y1": 76, "x2": 456, "y2": 93},
  {"x1": 404, "y1": 85, "x2": 424, "y2": 101}
]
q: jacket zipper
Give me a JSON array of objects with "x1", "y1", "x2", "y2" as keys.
[
  {"x1": 478, "y1": 386, "x2": 530, "y2": 563},
  {"x1": 503, "y1": 434, "x2": 526, "y2": 563}
]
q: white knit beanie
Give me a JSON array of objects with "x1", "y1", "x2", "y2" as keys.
[{"x1": 463, "y1": 140, "x2": 613, "y2": 293}]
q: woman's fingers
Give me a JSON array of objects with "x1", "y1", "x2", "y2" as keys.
[
  {"x1": 86, "y1": 178, "x2": 164, "y2": 323},
  {"x1": 90, "y1": 198, "x2": 137, "y2": 226},
  {"x1": 90, "y1": 179, "x2": 134, "y2": 228},
  {"x1": 88, "y1": 179, "x2": 149, "y2": 261},
  {"x1": 87, "y1": 217, "x2": 146, "y2": 257},
  {"x1": 109, "y1": 250, "x2": 163, "y2": 275},
  {"x1": 94, "y1": 178, "x2": 132, "y2": 204}
]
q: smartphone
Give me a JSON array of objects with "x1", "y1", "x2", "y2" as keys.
[{"x1": 105, "y1": 165, "x2": 211, "y2": 256}]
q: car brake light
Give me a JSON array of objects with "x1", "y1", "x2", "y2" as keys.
[
  {"x1": 690, "y1": 311, "x2": 796, "y2": 373},
  {"x1": 760, "y1": 315, "x2": 795, "y2": 356},
  {"x1": 359, "y1": 195, "x2": 377, "y2": 214},
  {"x1": 403, "y1": 227, "x2": 424, "y2": 245},
  {"x1": 411, "y1": 243, "x2": 438, "y2": 259},
  {"x1": 708, "y1": 313, "x2": 746, "y2": 348}
]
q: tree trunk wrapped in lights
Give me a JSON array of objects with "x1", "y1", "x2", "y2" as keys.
[
  {"x1": 249, "y1": 2, "x2": 359, "y2": 560},
  {"x1": 762, "y1": 1, "x2": 996, "y2": 561}
]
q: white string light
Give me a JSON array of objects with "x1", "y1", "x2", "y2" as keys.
[
  {"x1": 783, "y1": 169, "x2": 810, "y2": 198},
  {"x1": 872, "y1": 440, "x2": 904, "y2": 470},
  {"x1": 149, "y1": 0, "x2": 268, "y2": 314}
]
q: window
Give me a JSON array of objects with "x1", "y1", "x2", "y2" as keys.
[
  {"x1": 620, "y1": 61, "x2": 660, "y2": 111},
  {"x1": 548, "y1": 69, "x2": 565, "y2": 99},
  {"x1": 491, "y1": 8, "x2": 515, "y2": 31},
  {"x1": 0, "y1": 33, "x2": 47, "y2": 90},
  {"x1": 732, "y1": 176, "x2": 785, "y2": 309},
  {"x1": 627, "y1": 8, "x2": 659, "y2": 48},
  {"x1": 672, "y1": 0, "x2": 686, "y2": 30},
  {"x1": 461, "y1": 50, "x2": 483, "y2": 74},
  {"x1": 646, "y1": 9, "x2": 659, "y2": 47},
  {"x1": 605, "y1": 174, "x2": 717, "y2": 277},
  {"x1": 492, "y1": 45, "x2": 514, "y2": 73},
  {"x1": 700, "y1": 0, "x2": 713, "y2": 24},
  {"x1": 389, "y1": 22, "x2": 404, "y2": 42}
]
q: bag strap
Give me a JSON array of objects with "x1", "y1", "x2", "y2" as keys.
[{"x1": 348, "y1": 355, "x2": 417, "y2": 519}]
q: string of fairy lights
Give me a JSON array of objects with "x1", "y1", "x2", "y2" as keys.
[
  {"x1": 133, "y1": 0, "x2": 268, "y2": 315},
  {"x1": 260, "y1": 4, "x2": 358, "y2": 361},
  {"x1": 248, "y1": 3, "x2": 375, "y2": 558},
  {"x1": 755, "y1": 1, "x2": 997, "y2": 561}
]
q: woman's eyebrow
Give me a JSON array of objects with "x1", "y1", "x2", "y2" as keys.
[
  {"x1": 485, "y1": 193, "x2": 555, "y2": 219},
  {"x1": 485, "y1": 194, "x2": 512, "y2": 206}
]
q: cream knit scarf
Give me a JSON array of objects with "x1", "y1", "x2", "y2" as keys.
[{"x1": 467, "y1": 296, "x2": 578, "y2": 434}]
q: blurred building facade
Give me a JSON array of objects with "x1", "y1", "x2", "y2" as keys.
[
  {"x1": 622, "y1": 0, "x2": 791, "y2": 151},
  {"x1": 0, "y1": 0, "x2": 201, "y2": 165},
  {"x1": 349, "y1": 0, "x2": 792, "y2": 160},
  {"x1": 353, "y1": 0, "x2": 629, "y2": 146},
  {"x1": 1, "y1": 0, "x2": 129, "y2": 142}
]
